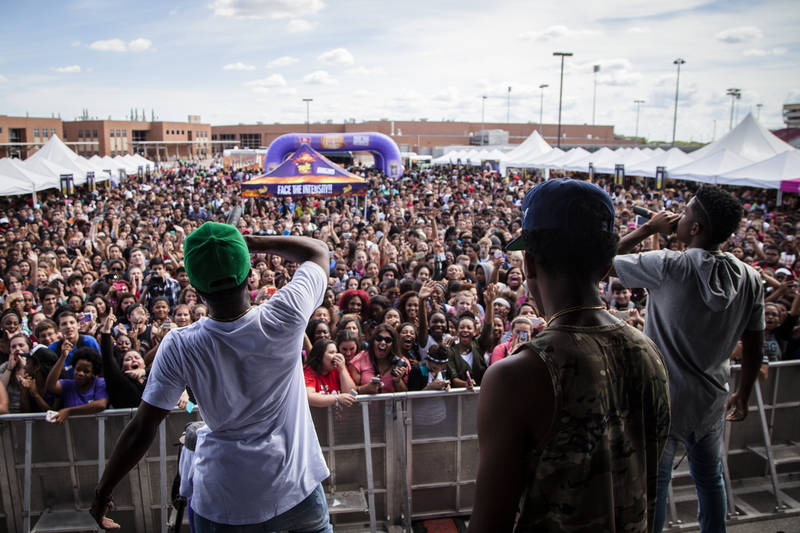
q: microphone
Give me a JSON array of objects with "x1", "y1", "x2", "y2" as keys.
[
  {"x1": 226, "y1": 205, "x2": 242, "y2": 227},
  {"x1": 632, "y1": 206, "x2": 656, "y2": 219}
]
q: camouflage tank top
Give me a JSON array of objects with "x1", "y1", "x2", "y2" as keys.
[{"x1": 514, "y1": 320, "x2": 670, "y2": 533}]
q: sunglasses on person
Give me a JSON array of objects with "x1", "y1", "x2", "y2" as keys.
[{"x1": 375, "y1": 335, "x2": 393, "y2": 344}]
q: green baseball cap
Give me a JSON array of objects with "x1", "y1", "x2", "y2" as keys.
[{"x1": 183, "y1": 222, "x2": 251, "y2": 294}]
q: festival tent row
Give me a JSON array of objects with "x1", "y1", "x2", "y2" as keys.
[
  {"x1": 242, "y1": 144, "x2": 368, "y2": 198},
  {"x1": 432, "y1": 147, "x2": 506, "y2": 165},
  {"x1": 0, "y1": 135, "x2": 158, "y2": 197}
]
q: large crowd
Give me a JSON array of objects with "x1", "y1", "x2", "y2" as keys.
[{"x1": 0, "y1": 160, "x2": 798, "y2": 417}]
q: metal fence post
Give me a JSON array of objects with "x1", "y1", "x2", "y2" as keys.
[
  {"x1": 361, "y1": 401, "x2": 377, "y2": 533},
  {"x1": 159, "y1": 419, "x2": 168, "y2": 533},
  {"x1": 23, "y1": 420, "x2": 32, "y2": 533},
  {"x1": 754, "y1": 381, "x2": 784, "y2": 511}
]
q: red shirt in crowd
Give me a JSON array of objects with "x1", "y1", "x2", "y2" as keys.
[{"x1": 303, "y1": 366, "x2": 342, "y2": 394}]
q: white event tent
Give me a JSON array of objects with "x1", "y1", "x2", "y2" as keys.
[
  {"x1": 690, "y1": 112, "x2": 794, "y2": 163},
  {"x1": 627, "y1": 148, "x2": 694, "y2": 178},
  {"x1": 716, "y1": 150, "x2": 800, "y2": 189},
  {"x1": 0, "y1": 158, "x2": 57, "y2": 196},
  {"x1": 669, "y1": 149, "x2": 754, "y2": 183},
  {"x1": 27, "y1": 135, "x2": 111, "y2": 185},
  {"x1": 499, "y1": 131, "x2": 552, "y2": 172},
  {"x1": 544, "y1": 147, "x2": 590, "y2": 169}
]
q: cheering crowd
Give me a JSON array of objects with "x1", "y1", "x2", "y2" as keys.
[{"x1": 0, "y1": 161, "x2": 798, "y2": 417}]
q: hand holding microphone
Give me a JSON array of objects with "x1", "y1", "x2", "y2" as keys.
[{"x1": 634, "y1": 206, "x2": 681, "y2": 235}]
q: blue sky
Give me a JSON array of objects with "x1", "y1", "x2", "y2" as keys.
[{"x1": 0, "y1": 0, "x2": 798, "y2": 143}]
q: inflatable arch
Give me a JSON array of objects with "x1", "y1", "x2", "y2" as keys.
[{"x1": 264, "y1": 132, "x2": 403, "y2": 179}]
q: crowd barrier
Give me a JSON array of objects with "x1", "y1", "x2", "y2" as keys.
[{"x1": 1, "y1": 361, "x2": 799, "y2": 532}]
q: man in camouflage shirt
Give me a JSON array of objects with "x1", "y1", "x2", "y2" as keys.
[{"x1": 469, "y1": 179, "x2": 670, "y2": 532}]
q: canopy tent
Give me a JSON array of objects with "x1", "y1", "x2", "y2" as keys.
[
  {"x1": 506, "y1": 147, "x2": 564, "y2": 169},
  {"x1": 0, "y1": 158, "x2": 57, "y2": 196},
  {"x1": 499, "y1": 131, "x2": 552, "y2": 172},
  {"x1": 627, "y1": 147, "x2": 694, "y2": 178},
  {"x1": 690, "y1": 112, "x2": 795, "y2": 163},
  {"x1": 112, "y1": 156, "x2": 139, "y2": 174},
  {"x1": 543, "y1": 147, "x2": 590, "y2": 169},
  {"x1": 241, "y1": 144, "x2": 368, "y2": 198},
  {"x1": 22, "y1": 156, "x2": 78, "y2": 186},
  {"x1": 124, "y1": 153, "x2": 156, "y2": 170},
  {"x1": 616, "y1": 148, "x2": 652, "y2": 169},
  {"x1": 563, "y1": 147, "x2": 616, "y2": 173},
  {"x1": 715, "y1": 150, "x2": 800, "y2": 189},
  {"x1": 27, "y1": 135, "x2": 108, "y2": 184},
  {"x1": 669, "y1": 149, "x2": 754, "y2": 183}
]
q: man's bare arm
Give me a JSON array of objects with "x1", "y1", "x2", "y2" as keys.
[{"x1": 244, "y1": 235, "x2": 328, "y2": 273}]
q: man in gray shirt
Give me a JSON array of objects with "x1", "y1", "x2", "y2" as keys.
[{"x1": 613, "y1": 185, "x2": 764, "y2": 533}]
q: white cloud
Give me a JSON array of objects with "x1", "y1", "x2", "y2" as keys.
[
  {"x1": 89, "y1": 38, "x2": 152, "y2": 52},
  {"x1": 127, "y1": 38, "x2": 153, "y2": 52},
  {"x1": 89, "y1": 38, "x2": 127, "y2": 52},
  {"x1": 71, "y1": 40, "x2": 81, "y2": 47},
  {"x1": 287, "y1": 19, "x2": 316, "y2": 33},
  {"x1": 743, "y1": 47, "x2": 787, "y2": 56},
  {"x1": 626, "y1": 26, "x2": 650, "y2": 34},
  {"x1": 317, "y1": 48, "x2": 354, "y2": 66},
  {"x1": 223, "y1": 61, "x2": 256, "y2": 71},
  {"x1": 169, "y1": 8, "x2": 178, "y2": 15},
  {"x1": 303, "y1": 70, "x2": 337, "y2": 85},
  {"x1": 209, "y1": 0, "x2": 324, "y2": 20},
  {"x1": 0, "y1": 74, "x2": 7, "y2": 83},
  {"x1": 52, "y1": 65, "x2": 81, "y2": 73},
  {"x1": 276, "y1": 87, "x2": 298, "y2": 96},
  {"x1": 518, "y1": 25, "x2": 599, "y2": 42},
  {"x1": 245, "y1": 74, "x2": 288, "y2": 90},
  {"x1": 715, "y1": 26, "x2": 763, "y2": 44},
  {"x1": 266, "y1": 56, "x2": 298, "y2": 68},
  {"x1": 345, "y1": 66, "x2": 381, "y2": 76}
]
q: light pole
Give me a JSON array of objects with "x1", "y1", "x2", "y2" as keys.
[
  {"x1": 539, "y1": 83, "x2": 548, "y2": 135},
  {"x1": 671, "y1": 58, "x2": 685, "y2": 147},
  {"x1": 726, "y1": 88, "x2": 741, "y2": 130},
  {"x1": 634, "y1": 99, "x2": 645, "y2": 145},
  {"x1": 480, "y1": 95, "x2": 487, "y2": 145},
  {"x1": 507, "y1": 86, "x2": 512, "y2": 123},
  {"x1": 302, "y1": 98, "x2": 313, "y2": 133},
  {"x1": 756, "y1": 103, "x2": 763, "y2": 120},
  {"x1": 553, "y1": 51, "x2": 573, "y2": 148},
  {"x1": 592, "y1": 64, "x2": 600, "y2": 126}
]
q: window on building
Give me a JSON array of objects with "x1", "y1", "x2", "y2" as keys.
[
  {"x1": 212, "y1": 134, "x2": 217, "y2": 140},
  {"x1": 181, "y1": 130, "x2": 185, "y2": 135},
  {"x1": 239, "y1": 133, "x2": 262, "y2": 149},
  {"x1": 110, "y1": 129, "x2": 115, "y2": 138},
  {"x1": 51, "y1": 128, "x2": 57, "y2": 136},
  {"x1": 34, "y1": 128, "x2": 40, "y2": 137},
  {"x1": 0, "y1": 127, "x2": 3, "y2": 134},
  {"x1": 78, "y1": 129, "x2": 83, "y2": 138},
  {"x1": 111, "y1": 150, "x2": 115, "y2": 157},
  {"x1": 41, "y1": 129, "x2": 48, "y2": 138},
  {"x1": 93, "y1": 129, "x2": 98, "y2": 138},
  {"x1": 116, "y1": 129, "x2": 121, "y2": 137},
  {"x1": 123, "y1": 129, "x2": 127, "y2": 137}
]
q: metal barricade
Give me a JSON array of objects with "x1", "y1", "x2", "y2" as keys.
[{"x1": 2, "y1": 370, "x2": 800, "y2": 532}]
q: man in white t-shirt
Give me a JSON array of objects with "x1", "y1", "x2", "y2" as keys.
[{"x1": 90, "y1": 222, "x2": 331, "y2": 532}]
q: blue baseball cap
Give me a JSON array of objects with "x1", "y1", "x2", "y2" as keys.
[{"x1": 505, "y1": 179, "x2": 615, "y2": 251}]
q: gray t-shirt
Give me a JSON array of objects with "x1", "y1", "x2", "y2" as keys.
[{"x1": 614, "y1": 248, "x2": 764, "y2": 440}]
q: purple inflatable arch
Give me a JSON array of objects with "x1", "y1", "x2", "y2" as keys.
[{"x1": 264, "y1": 132, "x2": 403, "y2": 179}]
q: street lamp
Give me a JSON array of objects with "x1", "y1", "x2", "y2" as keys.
[
  {"x1": 507, "y1": 86, "x2": 512, "y2": 123},
  {"x1": 302, "y1": 98, "x2": 313, "y2": 133},
  {"x1": 726, "y1": 88, "x2": 741, "y2": 130},
  {"x1": 634, "y1": 99, "x2": 645, "y2": 145},
  {"x1": 756, "y1": 103, "x2": 763, "y2": 120},
  {"x1": 538, "y1": 84, "x2": 548, "y2": 135},
  {"x1": 480, "y1": 95, "x2": 487, "y2": 145},
  {"x1": 553, "y1": 51, "x2": 573, "y2": 148},
  {"x1": 671, "y1": 58, "x2": 685, "y2": 147},
  {"x1": 592, "y1": 64, "x2": 600, "y2": 126}
]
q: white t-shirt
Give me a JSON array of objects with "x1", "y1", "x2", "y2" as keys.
[{"x1": 143, "y1": 261, "x2": 329, "y2": 525}]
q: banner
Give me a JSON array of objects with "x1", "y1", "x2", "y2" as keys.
[
  {"x1": 87, "y1": 171, "x2": 95, "y2": 192},
  {"x1": 614, "y1": 164, "x2": 624, "y2": 186},
  {"x1": 60, "y1": 174, "x2": 74, "y2": 196},
  {"x1": 242, "y1": 181, "x2": 367, "y2": 198},
  {"x1": 655, "y1": 166, "x2": 666, "y2": 191}
]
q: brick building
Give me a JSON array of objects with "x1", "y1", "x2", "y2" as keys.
[
  {"x1": 211, "y1": 120, "x2": 632, "y2": 154},
  {"x1": 62, "y1": 118, "x2": 211, "y2": 160},
  {"x1": 0, "y1": 115, "x2": 66, "y2": 159}
]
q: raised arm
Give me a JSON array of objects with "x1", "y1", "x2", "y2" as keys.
[
  {"x1": 244, "y1": 235, "x2": 328, "y2": 273},
  {"x1": 46, "y1": 341, "x2": 73, "y2": 396},
  {"x1": 90, "y1": 401, "x2": 170, "y2": 529},
  {"x1": 0, "y1": 380, "x2": 8, "y2": 414}
]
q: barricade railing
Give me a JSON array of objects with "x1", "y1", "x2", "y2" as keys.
[{"x1": 2, "y1": 364, "x2": 800, "y2": 532}]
